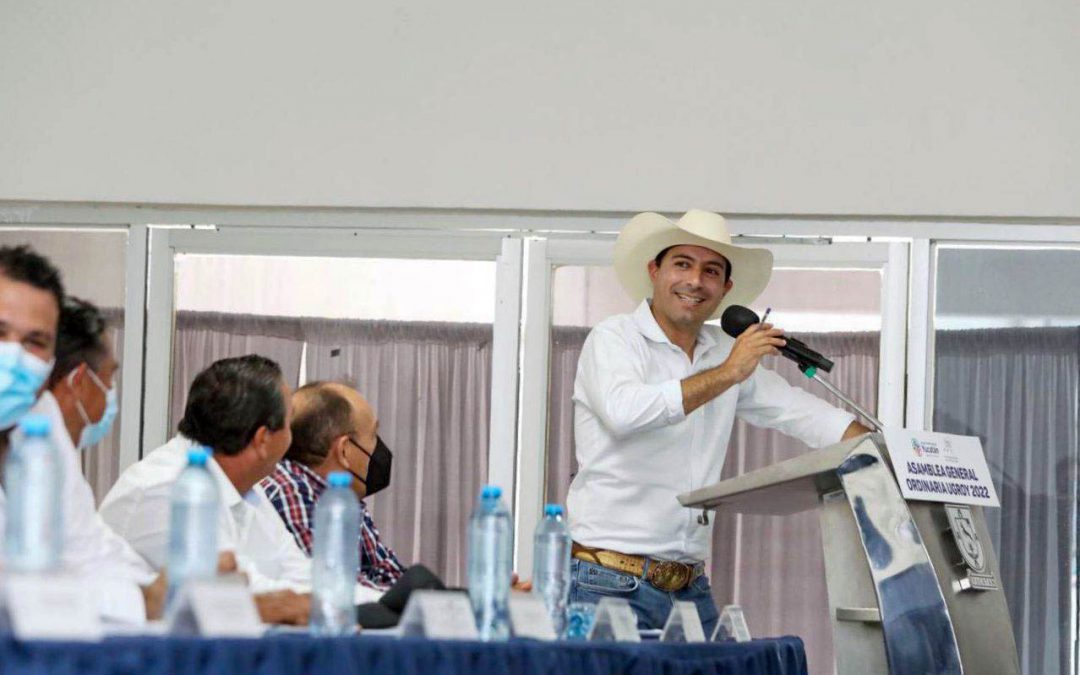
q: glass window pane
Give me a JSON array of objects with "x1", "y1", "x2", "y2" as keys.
[
  {"x1": 0, "y1": 228, "x2": 127, "y2": 503},
  {"x1": 170, "y1": 253, "x2": 496, "y2": 587},
  {"x1": 932, "y1": 245, "x2": 1080, "y2": 675},
  {"x1": 547, "y1": 260, "x2": 882, "y2": 671}
]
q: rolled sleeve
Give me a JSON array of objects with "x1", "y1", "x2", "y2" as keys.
[
  {"x1": 575, "y1": 326, "x2": 686, "y2": 438},
  {"x1": 736, "y1": 366, "x2": 856, "y2": 448},
  {"x1": 659, "y1": 378, "x2": 688, "y2": 424}
]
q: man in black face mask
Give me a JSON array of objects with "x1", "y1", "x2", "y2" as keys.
[{"x1": 261, "y1": 381, "x2": 404, "y2": 589}]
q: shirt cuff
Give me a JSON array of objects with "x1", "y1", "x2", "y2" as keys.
[
  {"x1": 822, "y1": 408, "x2": 858, "y2": 447},
  {"x1": 660, "y1": 379, "x2": 687, "y2": 424},
  {"x1": 93, "y1": 578, "x2": 147, "y2": 625}
]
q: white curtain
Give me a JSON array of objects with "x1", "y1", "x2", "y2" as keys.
[
  {"x1": 303, "y1": 319, "x2": 492, "y2": 588},
  {"x1": 168, "y1": 312, "x2": 305, "y2": 434},
  {"x1": 934, "y1": 326, "x2": 1080, "y2": 675},
  {"x1": 165, "y1": 312, "x2": 493, "y2": 587},
  {"x1": 546, "y1": 330, "x2": 880, "y2": 674}
]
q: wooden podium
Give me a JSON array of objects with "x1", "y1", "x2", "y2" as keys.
[{"x1": 679, "y1": 433, "x2": 1019, "y2": 675}]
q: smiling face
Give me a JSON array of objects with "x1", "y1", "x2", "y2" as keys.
[{"x1": 647, "y1": 245, "x2": 733, "y2": 332}]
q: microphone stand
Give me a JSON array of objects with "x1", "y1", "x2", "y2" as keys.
[
  {"x1": 695, "y1": 355, "x2": 886, "y2": 529},
  {"x1": 798, "y1": 363, "x2": 884, "y2": 432}
]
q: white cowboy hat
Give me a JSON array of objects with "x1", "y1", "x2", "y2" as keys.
[{"x1": 614, "y1": 210, "x2": 773, "y2": 319}]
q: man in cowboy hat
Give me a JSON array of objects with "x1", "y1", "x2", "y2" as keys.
[{"x1": 566, "y1": 209, "x2": 870, "y2": 635}]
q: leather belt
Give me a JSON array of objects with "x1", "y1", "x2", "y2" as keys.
[{"x1": 571, "y1": 541, "x2": 704, "y2": 593}]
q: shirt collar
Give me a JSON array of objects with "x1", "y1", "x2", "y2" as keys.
[
  {"x1": 175, "y1": 434, "x2": 244, "y2": 508},
  {"x1": 631, "y1": 299, "x2": 719, "y2": 354},
  {"x1": 281, "y1": 457, "x2": 328, "y2": 495}
]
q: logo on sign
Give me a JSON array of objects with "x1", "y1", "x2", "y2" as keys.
[
  {"x1": 911, "y1": 438, "x2": 940, "y2": 458},
  {"x1": 945, "y1": 505, "x2": 986, "y2": 572}
]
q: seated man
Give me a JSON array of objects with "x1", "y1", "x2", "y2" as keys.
[
  {"x1": 261, "y1": 381, "x2": 404, "y2": 590},
  {"x1": 99, "y1": 354, "x2": 313, "y2": 624},
  {"x1": 31, "y1": 296, "x2": 165, "y2": 621}
]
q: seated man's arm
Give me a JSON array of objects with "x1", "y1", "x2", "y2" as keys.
[{"x1": 358, "y1": 509, "x2": 406, "y2": 587}]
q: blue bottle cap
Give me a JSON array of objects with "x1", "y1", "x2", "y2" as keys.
[
  {"x1": 17, "y1": 414, "x2": 50, "y2": 437},
  {"x1": 328, "y1": 471, "x2": 352, "y2": 488},
  {"x1": 544, "y1": 504, "x2": 564, "y2": 517},
  {"x1": 187, "y1": 447, "x2": 210, "y2": 466},
  {"x1": 480, "y1": 485, "x2": 502, "y2": 500}
]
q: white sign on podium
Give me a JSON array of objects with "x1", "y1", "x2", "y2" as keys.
[{"x1": 884, "y1": 428, "x2": 1000, "y2": 507}]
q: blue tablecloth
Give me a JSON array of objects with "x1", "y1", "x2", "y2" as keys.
[{"x1": 0, "y1": 634, "x2": 808, "y2": 675}]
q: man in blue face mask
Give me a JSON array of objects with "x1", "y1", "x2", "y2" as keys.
[
  {"x1": 28, "y1": 296, "x2": 169, "y2": 622},
  {"x1": 0, "y1": 245, "x2": 62, "y2": 440},
  {"x1": 40, "y1": 298, "x2": 119, "y2": 452}
]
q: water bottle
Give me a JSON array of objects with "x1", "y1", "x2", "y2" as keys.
[
  {"x1": 467, "y1": 484, "x2": 513, "y2": 641},
  {"x1": 166, "y1": 447, "x2": 219, "y2": 611},
  {"x1": 3, "y1": 415, "x2": 63, "y2": 572},
  {"x1": 533, "y1": 504, "x2": 572, "y2": 637},
  {"x1": 310, "y1": 471, "x2": 360, "y2": 635}
]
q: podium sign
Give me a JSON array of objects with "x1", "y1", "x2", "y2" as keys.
[{"x1": 884, "y1": 428, "x2": 1000, "y2": 507}]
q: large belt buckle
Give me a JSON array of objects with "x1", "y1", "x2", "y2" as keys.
[{"x1": 649, "y1": 560, "x2": 690, "y2": 592}]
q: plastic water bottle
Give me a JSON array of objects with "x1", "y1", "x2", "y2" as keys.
[
  {"x1": 310, "y1": 471, "x2": 360, "y2": 635},
  {"x1": 533, "y1": 504, "x2": 572, "y2": 637},
  {"x1": 3, "y1": 415, "x2": 63, "y2": 572},
  {"x1": 467, "y1": 484, "x2": 513, "y2": 641},
  {"x1": 166, "y1": 447, "x2": 219, "y2": 611}
]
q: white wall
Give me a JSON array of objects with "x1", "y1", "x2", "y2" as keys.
[{"x1": 2, "y1": 0, "x2": 1078, "y2": 218}]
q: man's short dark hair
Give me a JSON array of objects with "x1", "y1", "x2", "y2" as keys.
[
  {"x1": 0, "y1": 245, "x2": 65, "y2": 307},
  {"x1": 178, "y1": 355, "x2": 286, "y2": 456},
  {"x1": 48, "y1": 297, "x2": 109, "y2": 388},
  {"x1": 286, "y1": 381, "x2": 354, "y2": 468},
  {"x1": 654, "y1": 246, "x2": 733, "y2": 283}
]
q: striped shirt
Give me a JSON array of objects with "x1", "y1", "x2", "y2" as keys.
[{"x1": 261, "y1": 458, "x2": 405, "y2": 589}]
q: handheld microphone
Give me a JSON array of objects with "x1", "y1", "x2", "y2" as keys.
[{"x1": 720, "y1": 305, "x2": 835, "y2": 374}]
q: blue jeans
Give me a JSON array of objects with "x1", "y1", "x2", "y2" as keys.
[{"x1": 567, "y1": 558, "x2": 719, "y2": 637}]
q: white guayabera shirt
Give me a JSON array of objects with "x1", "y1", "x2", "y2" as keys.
[
  {"x1": 0, "y1": 392, "x2": 156, "y2": 624},
  {"x1": 567, "y1": 300, "x2": 855, "y2": 563}
]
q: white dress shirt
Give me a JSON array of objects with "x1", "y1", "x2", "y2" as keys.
[
  {"x1": 99, "y1": 434, "x2": 313, "y2": 595},
  {"x1": 0, "y1": 393, "x2": 155, "y2": 624},
  {"x1": 567, "y1": 300, "x2": 855, "y2": 563}
]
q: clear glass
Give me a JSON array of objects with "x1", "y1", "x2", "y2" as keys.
[
  {"x1": 0, "y1": 228, "x2": 128, "y2": 504},
  {"x1": 3, "y1": 430, "x2": 63, "y2": 571},
  {"x1": 170, "y1": 253, "x2": 497, "y2": 589},
  {"x1": 166, "y1": 461, "x2": 220, "y2": 612},
  {"x1": 932, "y1": 245, "x2": 1080, "y2": 675},
  {"x1": 532, "y1": 511, "x2": 572, "y2": 636},
  {"x1": 546, "y1": 261, "x2": 884, "y2": 668},
  {"x1": 467, "y1": 492, "x2": 513, "y2": 640},
  {"x1": 310, "y1": 485, "x2": 361, "y2": 636}
]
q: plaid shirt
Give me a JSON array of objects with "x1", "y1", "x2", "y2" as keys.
[{"x1": 261, "y1": 458, "x2": 405, "y2": 589}]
